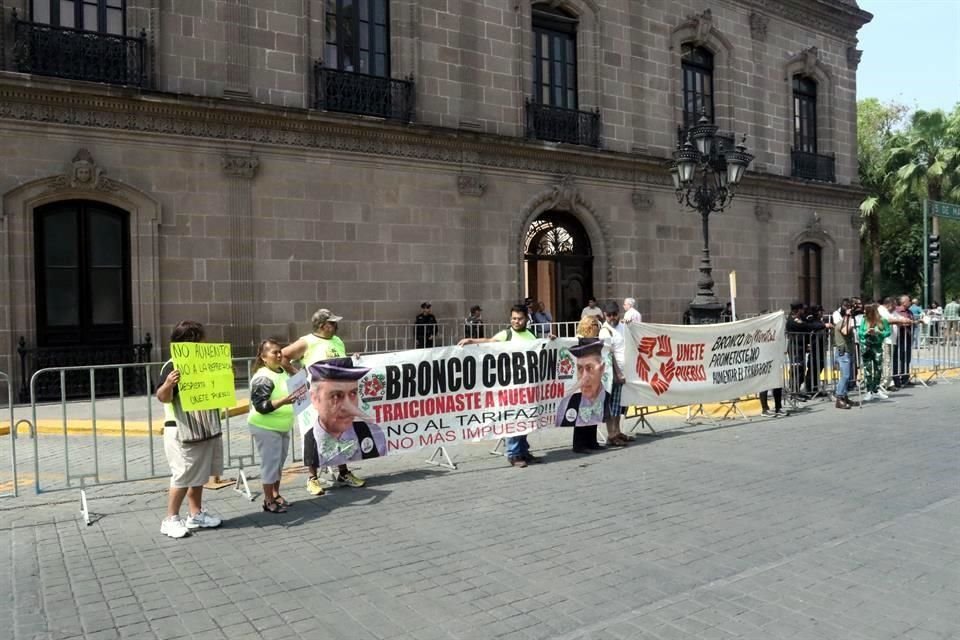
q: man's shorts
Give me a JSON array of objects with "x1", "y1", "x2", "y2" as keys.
[
  {"x1": 164, "y1": 427, "x2": 223, "y2": 488},
  {"x1": 606, "y1": 382, "x2": 626, "y2": 417}
]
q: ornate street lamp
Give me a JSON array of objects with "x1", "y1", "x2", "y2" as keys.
[{"x1": 672, "y1": 113, "x2": 754, "y2": 324}]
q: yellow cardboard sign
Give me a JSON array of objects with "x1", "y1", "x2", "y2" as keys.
[{"x1": 170, "y1": 342, "x2": 236, "y2": 411}]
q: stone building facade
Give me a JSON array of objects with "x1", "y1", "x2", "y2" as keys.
[{"x1": 0, "y1": 0, "x2": 870, "y2": 390}]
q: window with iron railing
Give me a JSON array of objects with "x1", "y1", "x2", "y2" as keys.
[
  {"x1": 12, "y1": 1, "x2": 145, "y2": 87},
  {"x1": 790, "y1": 75, "x2": 835, "y2": 182},
  {"x1": 527, "y1": 4, "x2": 599, "y2": 147},
  {"x1": 317, "y1": 0, "x2": 414, "y2": 121}
]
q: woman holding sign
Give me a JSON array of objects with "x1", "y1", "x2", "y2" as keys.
[
  {"x1": 156, "y1": 320, "x2": 224, "y2": 539},
  {"x1": 249, "y1": 339, "x2": 302, "y2": 513}
]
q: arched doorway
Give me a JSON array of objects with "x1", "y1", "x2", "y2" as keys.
[
  {"x1": 34, "y1": 200, "x2": 133, "y2": 347},
  {"x1": 31, "y1": 199, "x2": 137, "y2": 400},
  {"x1": 524, "y1": 211, "x2": 593, "y2": 322}
]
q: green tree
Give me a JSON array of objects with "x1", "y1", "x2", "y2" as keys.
[
  {"x1": 857, "y1": 98, "x2": 907, "y2": 300},
  {"x1": 857, "y1": 102, "x2": 960, "y2": 303},
  {"x1": 885, "y1": 107, "x2": 960, "y2": 303}
]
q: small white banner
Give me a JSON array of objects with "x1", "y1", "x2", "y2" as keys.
[{"x1": 621, "y1": 312, "x2": 786, "y2": 406}]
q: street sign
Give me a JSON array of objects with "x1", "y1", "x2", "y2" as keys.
[{"x1": 930, "y1": 200, "x2": 960, "y2": 220}]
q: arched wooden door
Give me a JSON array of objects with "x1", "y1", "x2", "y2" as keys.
[{"x1": 524, "y1": 210, "x2": 593, "y2": 322}]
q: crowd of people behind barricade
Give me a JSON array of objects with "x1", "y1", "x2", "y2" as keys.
[
  {"x1": 156, "y1": 293, "x2": 957, "y2": 538},
  {"x1": 783, "y1": 293, "x2": 959, "y2": 413}
]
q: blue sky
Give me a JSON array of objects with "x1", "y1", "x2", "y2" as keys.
[{"x1": 857, "y1": 0, "x2": 960, "y2": 112}]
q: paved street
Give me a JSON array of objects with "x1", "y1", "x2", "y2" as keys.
[{"x1": 1, "y1": 383, "x2": 958, "y2": 640}]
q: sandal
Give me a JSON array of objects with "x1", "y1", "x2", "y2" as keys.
[
  {"x1": 262, "y1": 500, "x2": 287, "y2": 514},
  {"x1": 608, "y1": 436, "x2": 628, "y2": 447},
  {"x1": 615, "y1": 433, "x2": 635, "y2": 442},
  {"x1": 275, "y1": 495, "x2": 292, "y2": 507}
]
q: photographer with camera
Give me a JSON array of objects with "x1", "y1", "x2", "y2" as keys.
[{"x1": 833, "y1": 300, "x2": 856, "y2": 409}]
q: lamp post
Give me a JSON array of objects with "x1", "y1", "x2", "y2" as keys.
[{"x1": 671, "y1": 113, "x2": 754, "y2": 324}]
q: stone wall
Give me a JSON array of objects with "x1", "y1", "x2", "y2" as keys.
[
  {"x1": 138, "y1": 0, "x2": 868, "y2": 182},
  {"x1": 0, "y1": 111, "x2": 861, "y2": 369}
]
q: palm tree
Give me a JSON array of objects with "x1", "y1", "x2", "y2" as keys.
[{"x1": 886, "y1": 107, "x2": 960, "y2": 303}]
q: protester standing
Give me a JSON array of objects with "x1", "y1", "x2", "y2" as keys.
[
  {"x1": 459, "y1": 304, "x2": 542, "y2": 468},
  {"x1": 759, "y1": 388, "x2": 784, "y2": 417},
  {"x1": 891, "y1": 295, "x2": 915, "y2": 389},
  {"x1": 282, "y1": 308, "x2": 365, "y2": 492},
  {"x1": 599, "y1": 302, "x2": 631, "y2": 446},
  {"x1": 156, "y1": 320, "x2": 223, "y2": 538},
  {"x1": 248, "y1": 339, "x2": 302, "y2": 513},
  {"x1": 858, "y1": 303, "x2": 891, "y2": 401},
  {"x1": 622, "y1": 297, "x2": 642, "y2": 325},
  {"x1": 531, "y1": 301, "x2": 553, "y2": 337},
  {"x1": 581, "y1": 298, "x2": 604, "y2": 321},
  {"x1": 909, "y1": 298, "x2": 923, "y2": 349}
]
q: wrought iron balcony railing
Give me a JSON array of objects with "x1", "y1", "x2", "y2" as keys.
[
  {"x1": 314, "y1": 64, "x2": 414, "y2": 122},
  {"x1": 17, "y1": 335, "x2": 153, "y2": 403},
  {"x1": 12, "y1": 13, "x2": 147, "y2": 88},
  {"x1": 525, "y1": 100, "x2": 601, "y2": 147},
  {"x1": 791, "y1": 149, "x2": 836, "y2": 182}
]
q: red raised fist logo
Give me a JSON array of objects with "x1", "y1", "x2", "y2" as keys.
[
  {"x1": 361, "y1": 374, "x2": 386, "y2": 401},
  {"x1": 635, "y1": 335, "x2": 675, "y2": 396}
]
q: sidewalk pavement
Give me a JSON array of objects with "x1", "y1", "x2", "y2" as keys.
[{"x1": 0, "y1": 382, "x2": 958, "y2": 640}]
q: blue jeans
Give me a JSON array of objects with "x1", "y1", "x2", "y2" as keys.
[
  {"x1": 505, "y1": 436, "x2": 529, "y2": 459},
  {"x1": 836, "y1": 351, "x2": 851, "y2": 398}
]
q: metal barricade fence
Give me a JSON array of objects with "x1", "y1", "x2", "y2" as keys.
[
  {"x1": 20, "y1": 357, "x2": 273, "y2": 494},
  {"x1": 13, "y1": 322, "x2": 955, "y2": 496},
  {"x1": 364, "y1": 320, "x2": 581, "y2": 353},
  {"x1": 920, "y1": 318, "x2": 960, "y2": 373},
  {"x1": 1, "y1": 371, "x2": 18, "y2": 497},
  {"x1": 784, "y1": 330, "x2": 836, "y2": 402}
]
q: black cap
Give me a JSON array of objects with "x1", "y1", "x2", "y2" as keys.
[
  {"x1": 308, "y1": 357, "x2": 370, "y2": 382},
  {"x1": 421, "y1": 302, "x2": 431, "y2": 309},
  {"x1": 470, "y1": 305, "x2": 482, "y2": 313},
  {"x1": 569, "y1": 338, "x2": 603, "y2": 359}
]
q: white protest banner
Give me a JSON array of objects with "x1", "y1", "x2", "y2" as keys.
[
  {"x1": 621, "y1": 312, "x2": 786, "y2": 406},
  {"x1": 297, "y1": 339, "x2": 587, "y2": 466}
]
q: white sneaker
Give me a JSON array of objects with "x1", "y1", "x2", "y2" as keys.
[
  {"x1": 875, "y1": 389, "x2": 889, "y2": 400},
  {"x1": 862, "y1": 392, "x2": 874, "y2": 402},
  {"x1": 185, "y1": 510, "x2": 222, "y2": 529},
  {"x1": 160, "y1": 516, "x2": 189, "y2": 538}
]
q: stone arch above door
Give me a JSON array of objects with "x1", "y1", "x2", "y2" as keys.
[
  {"x1": 513, "y1": 175, "x2": 611, "y2": 305},
  {"x1": 0, "y1": 149, "x2": 161, "y2": 379}
]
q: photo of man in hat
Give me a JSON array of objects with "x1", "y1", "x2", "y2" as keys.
[
  {"x1": 307, "y1": 357, "x2": 387, "y2": 486},
  {"x1": 556, "y1": 338, "x2": 608, "y2": 453}
]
